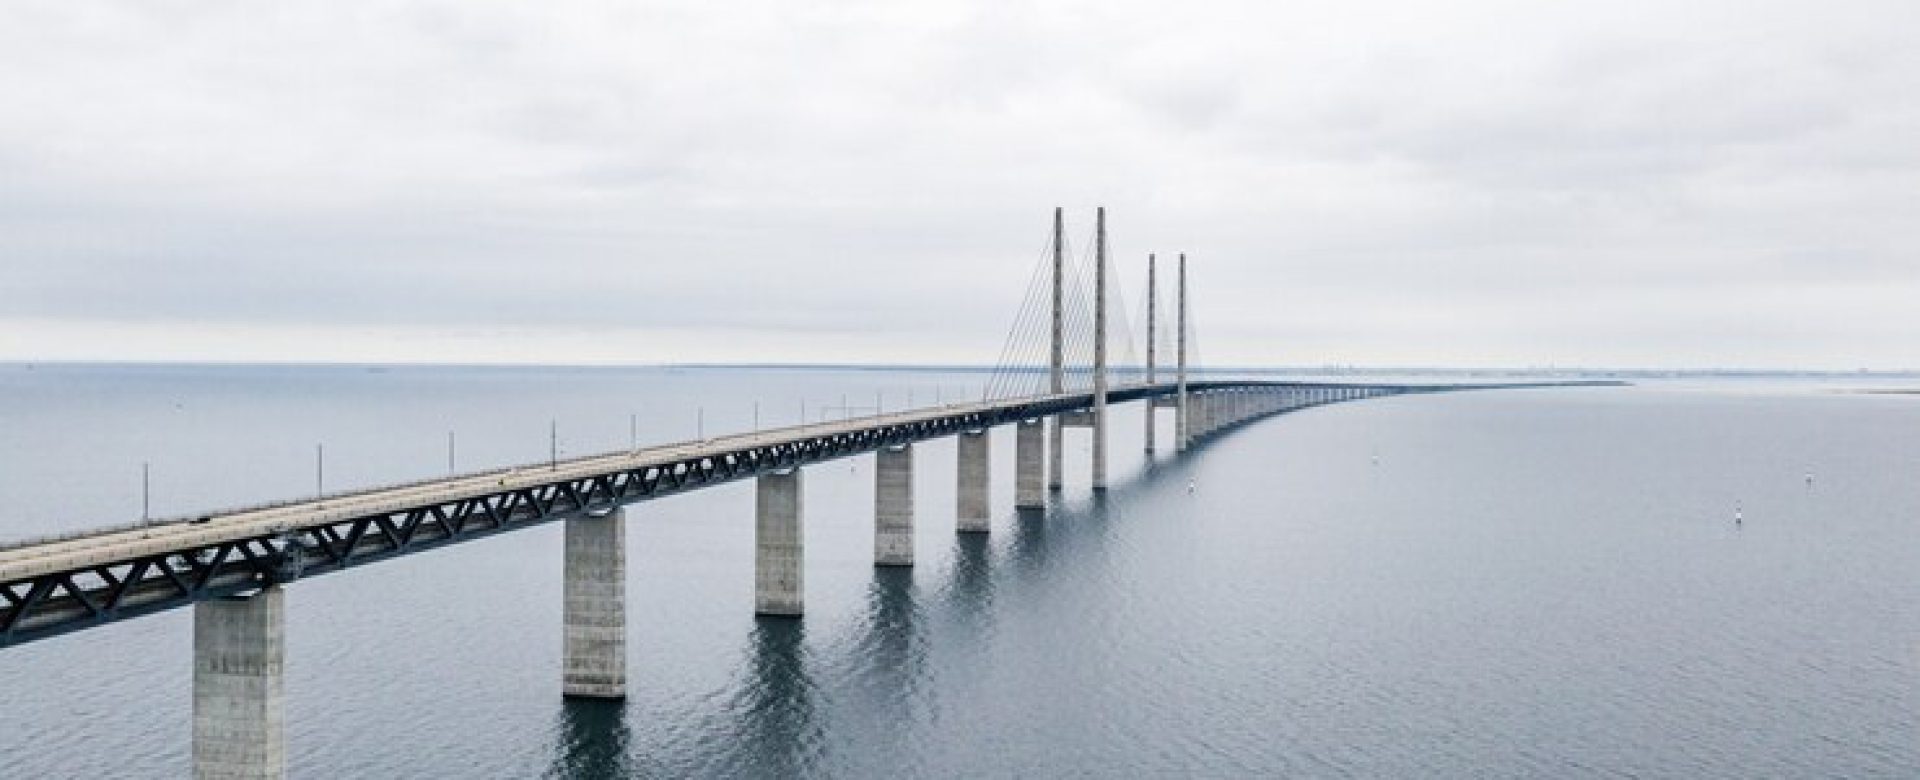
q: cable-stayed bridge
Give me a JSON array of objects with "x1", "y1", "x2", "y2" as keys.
[{"x1": 0, "y1": 208, "x2": 1606, "y2": 778}]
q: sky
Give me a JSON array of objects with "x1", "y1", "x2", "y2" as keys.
[{"x1": 0, "y1": 1, "x2": 1916, "y2": 369}]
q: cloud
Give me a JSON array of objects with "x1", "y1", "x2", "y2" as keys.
[{"x1": 0, "y1": 0, "x2": 1916, "y2": 368}]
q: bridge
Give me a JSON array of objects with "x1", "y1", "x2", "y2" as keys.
[{"x1": 0, "y1": 208, "x2": 1601, "y2": 778}]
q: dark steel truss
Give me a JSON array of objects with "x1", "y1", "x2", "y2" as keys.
[{"x1": 0, "y1": 380, "x2": 1602, "y2": 647}]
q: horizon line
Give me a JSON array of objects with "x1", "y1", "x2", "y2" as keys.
[{"x1": 4, "y1": 359, "x2": 1919, "y2": 377}]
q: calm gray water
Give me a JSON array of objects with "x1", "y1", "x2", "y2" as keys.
[{"x1": 0, "y1": 364, "x2": 1915, "y2": 777}]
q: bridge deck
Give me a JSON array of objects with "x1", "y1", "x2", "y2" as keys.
[
  {"x1": 0, "y1": 388, "x2": 1077, "y2": 583},
  {"x1": 0, "y1": 379, "x2": 1610, "y2": 646}
]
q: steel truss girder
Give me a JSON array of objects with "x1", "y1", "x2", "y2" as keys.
[{"x1": 0, "y1": 380, "x2": 1559, "y2": 647}]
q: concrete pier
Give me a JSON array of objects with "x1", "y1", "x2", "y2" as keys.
[
  {"x1": 874, "y1": 445, "x2": 914, "y2": 566},
  {"x1": 1015, "y1": 418, "x2": 1044, "y2": 509},
  {"x1": 1090, "y1": 206, "x2": 1109, "y2": 491},
  {"x1": 1091, "y1": 402, "x2": 1107, "y2": 489},
  {"x1": 755, "y1": 469, "x2": 804, "y2": 616},
  {"x1": 1174, "y1": 254, "x2": 1190, "y2": 453},
  {"x1": 1047, "y1": 417, "x2": 1064, "y2": 491},
  {"x1": 1144, "y1": 254, "x2": 1157, "y2": 455},
  {"x1": 193, "y1": 587, "x2": 285, "y2": 780},
  {"x1": 1046, "y1": 207, "x2": 1066, "y2": 492},
  {"x1": 957, "y1": 429, "x2": 990, "y2": 533},
  {"x1": 563, "y1": 508, "x2": 626, "y2": 699},
  {"x1": 1176, "y1": 393, "x2": 1189, "y2": 451},
  {"x1": 1144, "y1": 396, "x2": 1157, "y2": 455}
]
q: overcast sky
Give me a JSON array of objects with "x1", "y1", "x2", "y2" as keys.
[{"x1": 1, "y1": 1, "x2": 1916, "y2": 369}]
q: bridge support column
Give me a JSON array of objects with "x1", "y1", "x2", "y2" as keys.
[
  {"x1": 1175, "y1": 395, "x2": 1189, "y2": 452},
  {"x1": 1091, "y1": 402, "x2": 1107, "y2": 490},
  {"x1": 875, "y1": 445, "x2": 914, "y2": 566},
  {"x1": 564, "y1": 508, "x2": 626, "y2": 699},
  {"x1": 193, "y1": 586, "x2": 285, "y2": 780},
  {"x1": 756, "y1": 469, "x2": 804, "y2": 616},
  {"x1": 1144, "y1": 398, "x2": 1156, "y2": 455},
  {"x1": 1047, "y1": 416, "x2": 1064, "y2": 491},
  {"x1": 1091, "y1": 206, "x2": 1109, "y2": 491},
  {"x1": 958, "y1": 429, "x2": 990, "y2": 533},
  {"x1": 1015, "y1": 418, "x2": 1044, "y2": 509}
]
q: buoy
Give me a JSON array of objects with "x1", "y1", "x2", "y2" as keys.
[{"x1": 1187, "y1": 479, "x2": 1196, "y2": 494}]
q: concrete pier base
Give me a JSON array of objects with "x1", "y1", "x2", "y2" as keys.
[
  {"x1": 193, "y1": 587, "x2": 285, "y2": 780},
  {"x1": 564, "y1": 508, "x2": 626, "y2": 699},
  {"x1": 957, "y1": 429, "x2": 990, "y2": 533},
  {"x1": 756, "y1": 469, "x2": 804, "y2": 616},
  {"x1": 1015, "y1": 419, "x2": 1045, "y2": 509},
  {"x1": 874, "y1": 445, "x2": 914, "y2": 566}
]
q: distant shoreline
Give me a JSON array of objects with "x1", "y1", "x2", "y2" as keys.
[{"x1": 5, "y1": 359, "x2": 1920, "y2": 381}]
